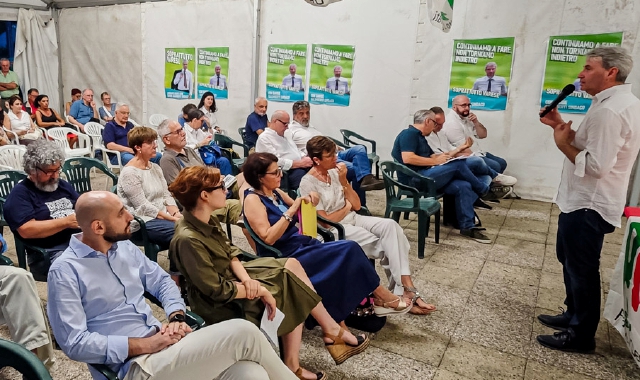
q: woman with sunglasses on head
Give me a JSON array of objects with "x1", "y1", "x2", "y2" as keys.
[{"x1": 169, "y1": 166, "x2": 371, "y2": 380}]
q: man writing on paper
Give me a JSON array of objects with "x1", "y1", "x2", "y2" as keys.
[{"x1": 537, "y1": 47, "x2": 640, "y2": 353}]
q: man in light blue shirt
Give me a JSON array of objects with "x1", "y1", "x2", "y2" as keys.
[
  {"x1": 68, "y1": 88, "x2": 100, "y2": 132},
  {"x1": 281, "y1": 64, "x2": 304, "y2": 91},
  {"x1": 47, "y1": 191, "x2": 297, "y2": 380},
  {"x1": 472, "y1": 62, "x2": 507, "y2": 96}
]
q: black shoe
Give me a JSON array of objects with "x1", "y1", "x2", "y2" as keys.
[
  {"x1": 536, "y1": 331, "x2": 595, "y2": 353},
  {"x1": 359, "y1": 174, "x2": 385, "y2": 191},
  {"x1": 473, "y1": 198, "x2": 493, "y2": 210},
  {"x1": 460, "y1": 227, "x2": 491, "y2": 244},
  {"x1": 537, "y1": 311, "x2": 570, "y2": 330}
]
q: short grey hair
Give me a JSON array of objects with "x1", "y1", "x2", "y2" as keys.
[
  {"x1": 215, "y1": 64, "x2": 221, "y2": 70},
  {"x1": 289, "y1": 63, "x2": 297, "y2": 69},
  {"x1": 413, "y1": 109, "x2": 435, "y2": 124},
  {"x1": 485, "y1": 62, "x2": 497, "y2": 68},
  {"x1": 82, "y1": 88, "x2": 93, "y2": 95},
  {"x1": 254, "y1": 96, "x2": 266, "y2": 105},
  {"x1": 157, "y1": 119, "x2": 174, "y2": 137},
  {"x1": 0, "y1": 58, "x2": 9, "y2": 64},
  {"x1": 334, "y1": 65, "x2": 342, "y2": 71},
  {"x1": 587, "y1": 46, "x2": 633, "y2": 82},
  {"x1": 115, "y1": 102, "x2": 128, "y2": 112},
  {"x1": 23, "y1": 139, "x2": 65, "y2": 174},
  {"x1": 292, "y1": 101, "x2": 310, "y2": 115}
]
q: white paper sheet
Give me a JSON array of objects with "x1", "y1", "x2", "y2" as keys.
[{"x1": 260, "y1": 307, "x2": 285, "y2": 349}]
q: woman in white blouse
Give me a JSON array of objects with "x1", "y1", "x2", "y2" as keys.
[
  {"x1": 299, "y1": 136, "x2": 437, "y2": 316},
  {"x1": 197, "y1": 91, "x2": 222, "y2": 134},
  {"x1": 7, "y1": 95, "x2": 40, "y2": 145}
]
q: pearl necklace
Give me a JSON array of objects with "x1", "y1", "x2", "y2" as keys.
[{"x1": 315, "y1": 170, "x2": 331, "y2": 187}]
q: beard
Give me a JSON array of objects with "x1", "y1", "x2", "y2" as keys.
[
  {"x1": 103, "y1": 223, "x2": 132, "y2": 243},
  {"x1": 296, "y1": 119, "x2": 309, "y2": 127},
  {"x1": 458, "y1": 109, "x2": 470, "y2": 117},
  {"x1": 34, "y1": 178, "x2": 59, "y2": 192}
]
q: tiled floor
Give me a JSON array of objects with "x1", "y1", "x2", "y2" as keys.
[{"x1": 1, "y1": 191, "x2": 639, "y2": 379}]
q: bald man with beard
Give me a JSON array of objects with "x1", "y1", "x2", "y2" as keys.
[{"x1": 47, "y1": 191, "x2": 298, "y2": 380}]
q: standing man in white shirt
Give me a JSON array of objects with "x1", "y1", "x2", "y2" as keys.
[
  {"x1": 325, "y1": 65, "x2": 349, "y2": 94},
  {"x1": 472, "y1": 62, "x2": 507, "y2": 96},
  {"x1": 537, "y1": 47, "x2": 640, "y2": 353},
  {"x1": 173, "y1": 60, "x2": 193, "y2": 96},
  {"x1": 209, "y1": 65, "x2": 227, "y2": 90},
  {"x1": 443, "y1": 95, "x2": 509, "y2": 174},
  {"x1": 281, "y1": 64, "x2": 304, "y2": 91},
  {"x1": 255, "y1": 110, "x2": 312, "y2": 189}
]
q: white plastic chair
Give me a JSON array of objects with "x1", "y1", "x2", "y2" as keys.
[
  {"x1": 47, "y1": 127, "x2": 92, "y2": 158},
  {"x1": 148, "y1": 114, "x2": 168, "y2": 127},
  {"x1": 84, "y1": 122, "x2": 123, "y2": 171},
  {"x1": 0, "y1": 145, "x2": 26, "y2": 170}
]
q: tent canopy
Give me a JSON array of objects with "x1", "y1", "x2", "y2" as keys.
[{"x1": 1, "y1": 0, "x2": 165, "y2": 10}]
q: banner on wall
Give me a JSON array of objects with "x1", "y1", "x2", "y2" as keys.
[
  {"x1": 428, "y1": 0, "x2": 454, "y2": 33},
  {"x1": 540, "y1": 32, "x2": 623, "y2": 114},
  {"x1": 308, "y1": 44, "x2": 355, "y2": 107},
  {"x1": 197, "y1": 47, "x2": 230, "y2": 100},
  {"x1": 165, "y1": 48, "x2": 195, "y2": 99},
  {"x1": 266, "y1": 44, "x2": 307, "y2": 103},
  {"x1": 448, "y1": 37, "x2": 514, "y2": 111}
]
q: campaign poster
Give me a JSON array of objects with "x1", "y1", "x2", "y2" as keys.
[
  {"x1": 448, "y1": 37, "x2": 515, "y2": 111},
  {"x1": 165, "y1": 48, "x2": 195, "y2": 99},
  {"x1": 266, "y1": 44, "x2": 307, "y2": 103},
  {"x1": 540, "y1": 32, "x2": 623, "y2": 114},
  {"x1": 308, "y1": 44, "x2": 355, "y2": 107},
  {"x1": 197, "y1": 47, "x2": 230, "y2": 100}
]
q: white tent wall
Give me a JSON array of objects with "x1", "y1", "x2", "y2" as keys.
[
  {"x1": 258, "y1": 0, "x2": 418, "y2": 162},
  {"x1": 58, "y1": 3, "x2": 143, "y2": 121}
]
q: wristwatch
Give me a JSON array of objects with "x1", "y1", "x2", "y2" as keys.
[{"x1": 169, "y1": 313, "x2": 186, "y2": 323}]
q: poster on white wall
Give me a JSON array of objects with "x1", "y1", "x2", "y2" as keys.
[
  {"x1": 165, "y1": 48, "x2": 195, "y2": 99},
  {"x1": 308, "y1": 44, "x2": 355, "y2": 107},
  {"x1": 197, "y1": 47, "x2": 230, "y2": 100},
  {"x1": 266, "y1": 44, "x2": 306, "y2": 103}
]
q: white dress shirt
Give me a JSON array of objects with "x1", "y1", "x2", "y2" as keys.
[
  {"x1": 425, "y1": 131, "x2": 454, "y2": 154},
  {"x1": 200, "y1": 106, "x2": 218, "y2": 128},
  {"x1": 325, "y1": 77, "x2": 349, "y2": 93},
  {"x1": 209, "y1": 75, "x2": 227, "y2": 88},
  {"x1": 173, "y1": 69, "x2": 192, "y2": 92},
  {"x1": 255, "y1": 128, "x2": 303, "y2": 171},
  {"x1": 442, "y1": 109, "x2": 483, "y2": 154},
  {"x1": 556, "y1": 84, "x2": 640, "y2": 228},
  {"x1": 282, "y1": 75, "x2": 304, "y2": 90},
  {"x1": 184, "y1": 122, "x2": 211, "y2": 149},
  {"x1": 288, "y1": 120, "x2": 323, "y2": 154},
  {"x1": 472, "y1": 75, "x2": 507, "y2": 95}
]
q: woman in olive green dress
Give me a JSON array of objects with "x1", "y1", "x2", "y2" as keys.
[{"x1": 168, "y1": 166, "x2": 369, "y2": 380}]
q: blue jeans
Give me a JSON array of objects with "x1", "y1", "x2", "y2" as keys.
[
  {"x1": 286, "y1": 168, "x2": 310, "y2": 190},
  {"x1": 482, "y1": 152, "x2": 507, "y2": 173},
  {"x1": 337, "y1": 145, "x2": 371, "y2": 182},
  {"x1": 466, "y1": 156, "x2": 498, "y2": 179},
  {"x1": 135, "y1": 218, "x2": 175, "y2": 251},
  {"x1": 556, "y1": 209, "x2": 615, "y2": 341},
  {"x1": 111, "y1": 152, "x2": 162, "y2": 166},
  {"x1": 211, "y1": 156, "x2": 232, "y2": 176}
]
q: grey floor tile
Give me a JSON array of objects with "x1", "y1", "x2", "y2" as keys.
[
  {"x1": 473, "y1": 261, "x2": 541, "y2": 308},
  {"x1": 524, "y1": 360, "x2": 596, "y2": 380},
  {"x1": 489, "y1": 237, "x2": 545, "y2": 270},
  {"x1": 440, "y1": 339, "x2": 527, "y2": 380}
]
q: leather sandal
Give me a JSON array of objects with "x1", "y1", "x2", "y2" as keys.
[
  {"x1": 373, "y1": 296, "x2": 412, "y2": 316},
  {"x1": 405, "y1": 286, "x2": 436, "y2": 315},
  {"x1": 294, "y1": 367, "x2": 327, "y2": 380},
  {"x1": 324, "y1": 327, "x2": 370, "y2": 365}
]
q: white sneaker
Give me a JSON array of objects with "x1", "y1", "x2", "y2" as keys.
[{"x1": 493, "y1": 173, "x2": 517, "y2": 186}]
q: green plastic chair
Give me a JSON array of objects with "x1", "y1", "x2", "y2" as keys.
[
  {"x1": 0, "y1": 170, "x2": 26, "y2": 235},
  {"x1": 90, "y1": 292, "x2": 206, "y2": 380},
  {"x1": 327, "y1": 136, "x2": 350, "y2": 151},
  {"x1": 214, "y1": 134, "x2": 249, "y2": 175},
  {"x1": 237, "y1": 127, "x2": 250, "y2": 154},
  {"x1": 0, "y1": 338, "x2": 52, "y2": 380},
  {"x1": 62, "y1": 157, "x2": 118, "y2": 194},
  {"x1": 339, "y1": 129, "x2": 380, "y2": 178},
  {"x1": 380, "y1": 161, "x2": 441, "y2": 259}
]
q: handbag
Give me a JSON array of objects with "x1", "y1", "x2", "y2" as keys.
[{"x1": 344, "y1": 296, "x2": 387, "y2": 333}]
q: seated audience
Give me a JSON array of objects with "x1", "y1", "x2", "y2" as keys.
[
  {"x1": 243, "y1": 152, "x2": 412, "y2": 316},
  {"x1": 0, "y1": 263, "x2": 55, "y2": 369},
  {"x1": 392, "y1": 109, "x2": 492, "y2": 243},
  {"x1": 443, "y1": 95, "x2": 509, "y2": 174},
  {"x1": 68, "y1": 88, "x2": 100, "y2": 132},
  {"x1": 288, "y1": 100, "x2": 383, "y2": 193},
  {"x1": 428, "y1": 106, "x2": 516, "y2": 187},
  {"x1": 103, "y1": 103, "x2": 161, "y2": 165},
  {"x1": 35, "y1": 94, "x2": 78, "y2": 148},
  {"x1": 183, "y1": 109, "x2": 231, "y2": 175},
  {"x1": 0, "y1": 107, "x2": 11, "y2": 146},
  {"x1": 4, "y1": 139, "x2": 80, "y2": 280},
  {"x1": 169, "y1": 166, "x2": 370, "y2": 378},
  {"x1": 177, "y1": 103, "x2": 197, "y2": 127},
  {"x1": 255, "y1": 110, "x2": 312, "y2": 190},
  {"x1": 117, "y1": 126, "x2": 176, "y2": 255},
  {"x1": 64, "y1": 88, "x2": 81, "y2": 116},
  {"x1": 0, "y1": 58, "x2": 19, "y2": 99},
  {"x1": 25, "y1": 88, "x2": 39, "y2": 119},
  {"x1": 99, "y1": 91, "x2": 116, "y2": 122},
  {"x1": 197, "y1": 91, "x2": 222, "y2": 134},
  {"x1": 300, "y1": 136, "x2": 436, "y2": 315},
  {"x1": 47, "y1": 190, "x2": 298, "y2": 380},
  {"x1": 7, "y1": 95, "x2": 40, "y2": 145},
  {"x1": 244, "y1": 97, "x2": 268, "y2": 150}
]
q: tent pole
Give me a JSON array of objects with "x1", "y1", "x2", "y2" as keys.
[
  {"x1": 51, "y1": 5, "x2": 64, "y2": 112},
  {"x1": 251, "y1": 0, "x2": 262, "y2": 107}
]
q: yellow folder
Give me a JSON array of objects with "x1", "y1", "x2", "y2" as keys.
[{"x1": 297, "y1": 200, "x2": 317, "y2": 238}]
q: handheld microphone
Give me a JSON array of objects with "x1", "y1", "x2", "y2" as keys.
[{"x1": 540, "y1": 84, "x2": 575, "y2": 118}]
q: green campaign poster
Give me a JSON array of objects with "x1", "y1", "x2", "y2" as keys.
[
  {"x1": 448, "y1": 37, "x2": 515, "y2": 111},
  {"x1": 308, "y1": 44, "x2": 355, "y2": 107},
  {"x1": 266, "y1": 44, "x2": 307, "y2": 103},
  {"x1": 165, "y1": 47, "x2": 195, "y2": 99},
  {"x1": 197, "y1": 47, "x2": 229, "y2": 100},
  {"x1": 540, "y1": 32, "x2": 623, "y2": 114}
]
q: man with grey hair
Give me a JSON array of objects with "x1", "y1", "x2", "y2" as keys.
[
  {"x1": 0, "y1": 58, "x2": 19, "y2": 99},
  {"x1": 537, "y1": 46, "x2": 640, "y2": 352},
  {"x1": 255, "y1": 109, "x2": 312, "y2": 189},
  {"x1": 282, "y1": 63, "x2": 304, "y2": 90},
  {"x1": 472, "y1": 62, "x2": 507, "y2": 96},
  {"x1": 392, "y1": 109, "x2": 492, "y2": 243},
  {"x1": 4, "y1": 139, "x2": 80, "y2": 280},
  {"x1": 174, "y1": 59, "x2": 193, "y2": 95},
  {"x1": 326, "y1": 65, "x2": 349, "y2": 94},
  {"x1": 104, "y1": 103, "x2": 161, "y2": 165},
  {"x1": 244, "y1": 97, "x2": 269, "y2": 150},
  {"x1": 68, "y1": 88, "x2": 100, "y2": 132},
  {"x1": 209, "y1": 64, "x2": 227, "y2": 89}
]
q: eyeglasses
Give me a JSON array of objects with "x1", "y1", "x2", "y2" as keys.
[
  {"x1": 36, "y1": 166, "x2": 61, "y2": 176},
  {"x1": 205, "y1": 183, "x2": 226, "y2": 192},
  {"x1": 265, "y1": 168, "x2": 283, "y2": 176},
  {"x1": 164, "y1": 126, "x2": 185, "y2": 137},
  {"x1": 275, "y1": 119, "x2": 289, "y2": 126},
  {"x1": 428, "y1": 119, "x2": 442, "y2": 128}
]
